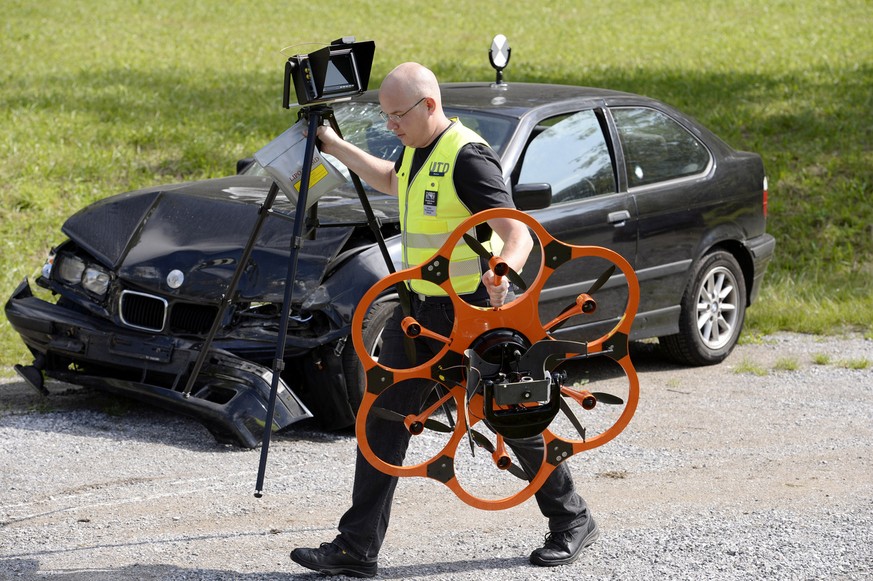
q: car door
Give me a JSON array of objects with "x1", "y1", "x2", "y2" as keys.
[
  {"x1": 609, "y1": 105, "x2": 714, "y2": 337},
  {"x1": 511, "y1": 109, "x2": 638, "y2": 343}
]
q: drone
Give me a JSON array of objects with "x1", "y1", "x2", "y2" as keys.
[{"x1": 351, "y1": 208, "x2": 640, "y2": 510}]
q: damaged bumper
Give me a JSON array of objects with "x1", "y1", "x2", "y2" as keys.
[{"x1": 4, "y1": 279, "x2": 312, "y2": 448}]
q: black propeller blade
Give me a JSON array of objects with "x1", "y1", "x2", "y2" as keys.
[
  {"x1": 550, "y1": 264, "x2": 617, "y2": 332},
  {"x1": 463, "y1": 233, "x2": 528, "y2": 291},
  {"x1": 394, "y1": 283, "x2": 418, "y2": 364},
  {"x1": 559, "y1": 399, "x2": 587, "y2": 442},
  {"x1": 588, "y1": 264, "x2": 616, "y2": 295},
  {"x1": 590, "y1": 391, "x2": 624, "y2": 405},
  {"x1": 368, "y1": 406, "x2": 453, "y2": 433}
]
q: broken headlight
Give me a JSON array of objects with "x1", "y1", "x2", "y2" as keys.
[
  {"x1": 53, "y1": 252, "x2": 111, "y2": 297},
  {"x1": 56, "y1": 254, "x2": 85, "y2": 285},
  {"x1": 82, "y1": 266, "x2": 111, "y2": 295}
]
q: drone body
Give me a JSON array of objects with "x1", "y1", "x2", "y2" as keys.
[{"x1": 352, "y1": 208, "x2": 640, "y2": 510}]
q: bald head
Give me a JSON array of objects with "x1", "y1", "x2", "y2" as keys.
[
  {"x1": 378, "y1": 62, "x2": 450, "y2": 148},
  {"x1": 381, "y1": 62, "x2": 441, "y2": 106}
]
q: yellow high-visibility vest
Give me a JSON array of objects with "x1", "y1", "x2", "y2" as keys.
[{"x1": 397, "y1": 121, "x2": 491, "y2": 295}]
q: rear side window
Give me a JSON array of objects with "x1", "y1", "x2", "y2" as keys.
[
  {"x1": 516, "y1": 110, "x2": 616, "y2": 203},
  {"x1": 612, "y1": 107, "x2": 711, "y2": 188}
]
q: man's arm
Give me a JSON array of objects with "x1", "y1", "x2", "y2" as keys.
[
  {"x1": 482, "y1": 216, "x2": 534, "y2": 307},
  {"x1": 451, "y1": 143, "x2": 533, "y2": 307},
  {"x1": 316, "y1": 126, "x2": 399, "y2": 196}
]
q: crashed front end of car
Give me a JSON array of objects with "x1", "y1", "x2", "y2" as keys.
[{"x1": 5, "y1": 173, "x2": 397, "y2": 447}]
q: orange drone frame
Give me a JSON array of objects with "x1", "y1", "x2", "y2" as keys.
[{"x1": 352, "y1": 208, "x2": 640, "y2": 510}]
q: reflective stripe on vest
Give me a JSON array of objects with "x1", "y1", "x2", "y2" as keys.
[{"x1": 397, "y1": 121, "x2": 492, "y2": 295}]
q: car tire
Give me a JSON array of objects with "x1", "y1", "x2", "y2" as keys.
[
  {"x1": 341, "y1": 300, "x2": 397, "y2": 413},
  {"x1": 660, "y1": 250, "x2": 747, "y2": 366}
]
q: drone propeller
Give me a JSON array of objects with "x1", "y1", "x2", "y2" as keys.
[
  {"x1": 368, "y1": 406, "x2": 453, "y2": 434},
  {"x1": 368, "y1": 405, "x2": 528, "y2": 480},
  {"x1": 468, "y1": 431, "x2": 529, "y2": 480},
  {"x1": 561, "y1": 386, "x2": 625, "y2": 409},
  {"x1": 558, "y1": 389, "x2": 624, "y2": 443},
  {"x1": 548, "y1": 264, "x2": 617, "y2": 332},
  {"x1": 462, "y1": 233, "x2": 528, "y2": 291}
]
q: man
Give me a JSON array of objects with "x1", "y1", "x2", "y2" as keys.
[{"x1": 291, "y1": 62, "x2": 598, "y2": 578}]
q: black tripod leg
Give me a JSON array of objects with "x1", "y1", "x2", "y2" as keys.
[
  {"x1": 182, "y1": 181, "x2": 281, "y2": 398},
  {"x1": 255, "y1": 110, "x2": 323, "y2": 497}
]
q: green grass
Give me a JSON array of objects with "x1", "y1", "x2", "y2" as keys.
[
  {"x1": 1, "y1": 0, "x2": 872, "y2": 373},
  {"x1": 733, "y1": 360, "x2": 769, "y2": 376},
  {"x1": 837, "y1": 358, "x2": 870, "y2": 370},
  {"x1": 773, "y1": 358, "x2": 800, "y2": 372}
]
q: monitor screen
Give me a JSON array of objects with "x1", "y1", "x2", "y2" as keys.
[{"x1": 322, "y1": 50, "x2": 359, "y2": 96}]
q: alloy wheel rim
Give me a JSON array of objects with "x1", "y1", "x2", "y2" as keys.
[{"x1": 695, "y1": 266, "x2": 739, "y2": 350}]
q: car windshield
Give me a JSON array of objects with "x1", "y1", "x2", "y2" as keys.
[
  {"x1": 245, "y1": 102, "x2": 515, "y2": 186},
  {"x1": 325, "y1": 102, "x2": 514, "y2": 177}
]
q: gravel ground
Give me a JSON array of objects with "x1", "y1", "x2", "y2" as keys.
[{"x1": 1, "y1": 332, "x2": 871, "y2": 580}]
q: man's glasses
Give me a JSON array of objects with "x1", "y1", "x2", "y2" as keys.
[{"x1": 379, "y1": 97, "x2": 426, "y2": 123}]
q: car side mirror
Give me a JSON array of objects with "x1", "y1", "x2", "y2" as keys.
[
  {"x1": 236, "y1": 157, "x2": 255, "y2": 174},
  {"x1": 512, "y1": 183, "x2": 552, "y2": 211}
]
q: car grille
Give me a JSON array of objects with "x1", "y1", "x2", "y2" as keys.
[
  {"x1": 120, "y1": 290, "x2": 168, "y2": 332},
  {"x1": 119, "y1": 290, "x2": 217, "y2": 335},
  {"x1": 170, "y1": 302, "x2": 218, "y2": 335}
]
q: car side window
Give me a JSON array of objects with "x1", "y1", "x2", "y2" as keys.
[
  {"x1": 516, "y1": 110, "x2": 616, "y2": 203},
  {"x1": 612, "y1": 107, "x2": 711, "y2": 188}
]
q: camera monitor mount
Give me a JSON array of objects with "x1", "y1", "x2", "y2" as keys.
[{"x1": 283, "y1": 37, "x2": 375, "y2": 108}]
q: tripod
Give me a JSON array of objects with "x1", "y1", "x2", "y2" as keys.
[{"x1": 177, "y1": 104, "x2": 400, "y2": 495}]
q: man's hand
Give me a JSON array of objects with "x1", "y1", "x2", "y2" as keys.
[
  {"x1": 482, "y1": 216, "x2": 533, "y2": 308},
  {"x1": 303, "y1": 124, "x2": 398, "y2": 196},
  {"x1": 482, "y1": 270, "x2": 510, "y2": 307},
  {"x1": 313, "y1": 125, "x2": 343, "y2": 156}
]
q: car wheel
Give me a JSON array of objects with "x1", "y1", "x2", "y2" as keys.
[
  {"x1": 341, "y1": 300, "x2": 397, "y2": 413},
  {"x1": 660, "y1": 250, "x2": 747, "y2": 366}
]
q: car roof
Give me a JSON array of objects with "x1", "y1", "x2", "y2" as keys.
[{"x1": 357, "y1": 81, "x2": 642, "y2": 120}]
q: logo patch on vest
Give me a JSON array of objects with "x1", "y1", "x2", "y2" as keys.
[
  {"x1": 429, "y1": 161, "x2": 450, "y2": 176},
  {"x1": 423, "y1": 190, "x2": 438, "y2": 216}
]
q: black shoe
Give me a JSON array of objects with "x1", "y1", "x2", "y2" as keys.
[
  {"x1": 529, "y1": 516, "x2": 600, "y2": 567},
  {"x1": 290, "y1": 542, "x2": 378, "y2": 578}
]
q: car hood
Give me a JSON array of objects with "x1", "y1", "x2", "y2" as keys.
[{"x1": 61, "y1": 174, "x2": 399, "y2": 303}]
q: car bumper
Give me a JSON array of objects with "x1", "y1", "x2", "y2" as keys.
[
  {"x1": 745, "y1": 233, "x2": 776, "y2": 303},
  {"x1": 4, "y1": 278, "x2": 312, "y2": 448}
]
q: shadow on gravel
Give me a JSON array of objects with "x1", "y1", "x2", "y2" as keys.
[
  {"x1": 0, "y1": 382, "x2": 245, "y2": 447},
  {"x1": 0, "y1": 555, "x2": 529, "y2": 580},
  {"x1": 0, "y1": 558, "x2": 540, "y2": 581},
  {"x1": 0, "y1": 558, "x2": 305, "y2": 580},
  {"x1": 372, "y1": 556, "x2": 530, "y2": 579}
]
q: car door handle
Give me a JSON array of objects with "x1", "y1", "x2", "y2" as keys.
[{"x1": 608, "y1": 210, "x2": 631, "y2": 226}]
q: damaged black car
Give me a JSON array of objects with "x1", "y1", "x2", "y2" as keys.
[{"x1": 5, "y1": 68, "x2": 774, "y2": 447}]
